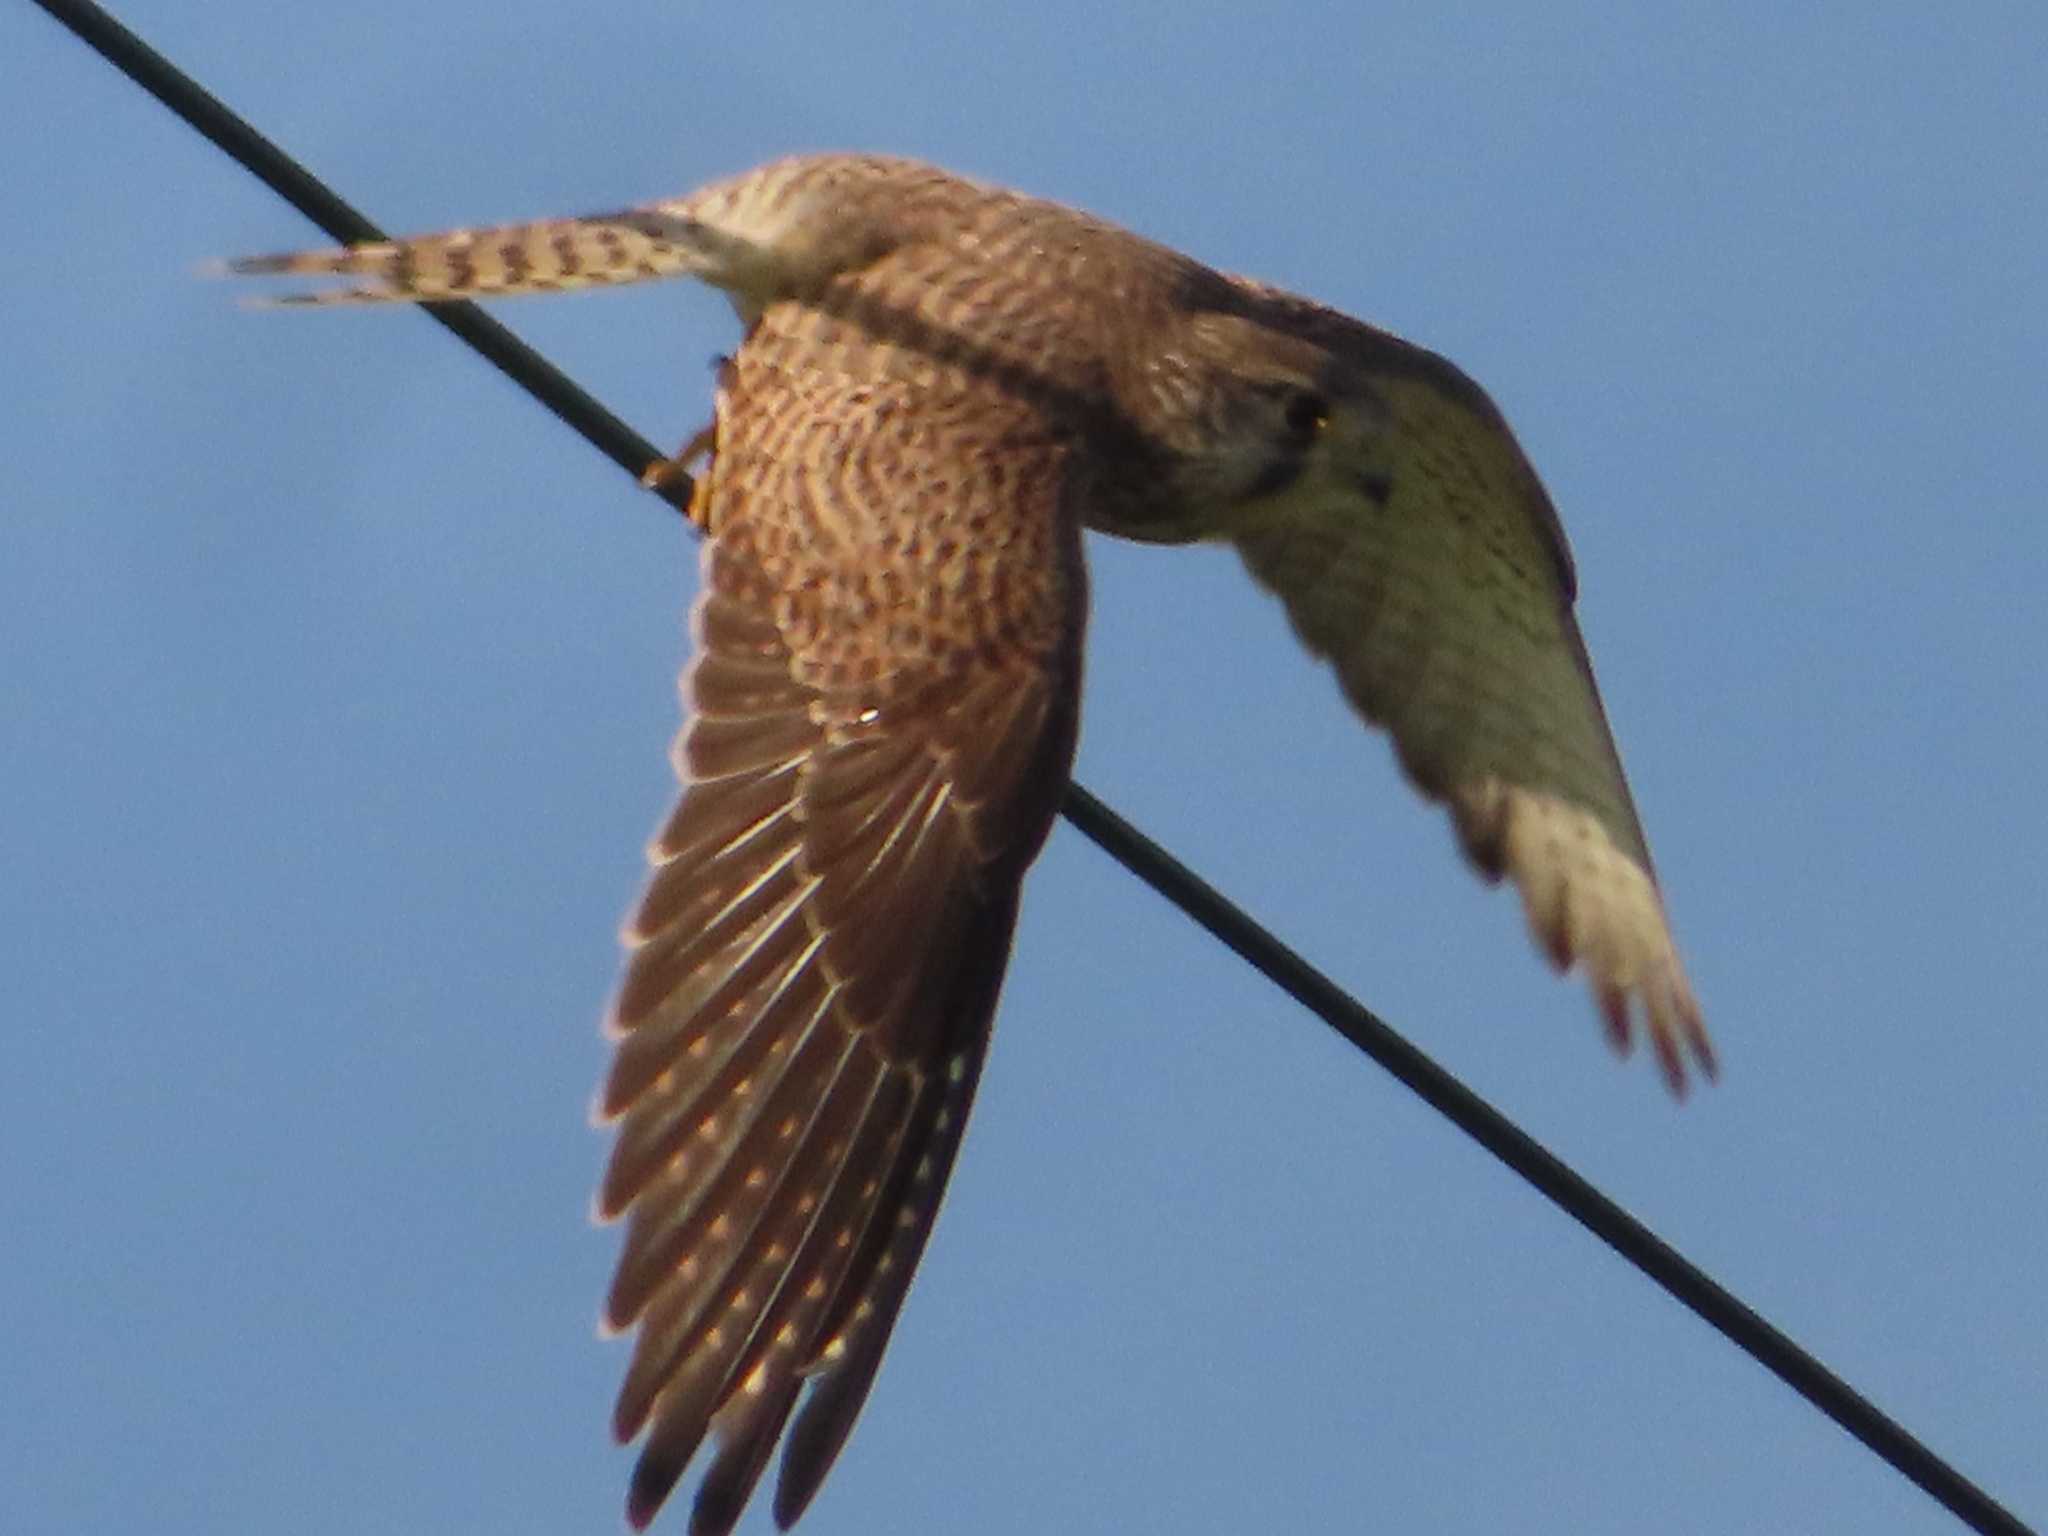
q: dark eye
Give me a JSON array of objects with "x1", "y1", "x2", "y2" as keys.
[{"x1": 1282, "y1": 389, "x2": 1329, "y2": 445}]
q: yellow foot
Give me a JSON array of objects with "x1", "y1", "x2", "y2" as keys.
[{"x1": 641, "y1": 422, "x2": 717, "y2": 528}]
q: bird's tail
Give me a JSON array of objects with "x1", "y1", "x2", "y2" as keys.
[
  {"x1": 215, "y1": 203, "x2": 756, "y2": 307},
  {"x1": 220, "y1": 159, "x2": 929, "y2": 310}
]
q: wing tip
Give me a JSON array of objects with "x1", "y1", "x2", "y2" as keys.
[
  {"x1": 1601, "y1": 952, "x2": 1716, "y2": 1099},
  {"x1": 1480, "y1": 781, "x2": 1717, "y2": 1097}
]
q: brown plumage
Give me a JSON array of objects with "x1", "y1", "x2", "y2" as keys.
[{"x1": 229, "y1": 153, "x2": 1711, "y2": 1534}]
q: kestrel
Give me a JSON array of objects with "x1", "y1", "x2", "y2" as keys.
[{"x1": 230, "y1": 153, "x2": 1712, "y2": 1534}]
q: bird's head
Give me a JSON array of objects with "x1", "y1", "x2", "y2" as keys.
[{"x1": 1088, "y1": 274, "x2": 1402, "y2": 546}]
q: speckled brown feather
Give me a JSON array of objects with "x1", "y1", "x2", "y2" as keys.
[{"x1": 600, "y1": 248, "x2": 1089, "y2": 1534}]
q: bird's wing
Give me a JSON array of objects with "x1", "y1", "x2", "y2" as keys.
[
  {"x1": 597, "y1": 461, "x2": 1078, "y2": 1534},
  {"x1": 1228, "y1": 356, "x2": 1711, "y2": 1090}
]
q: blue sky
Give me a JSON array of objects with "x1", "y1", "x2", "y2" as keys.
[{"x1": 6, "y1": 3, "x2": 2044, "y2": 1533}]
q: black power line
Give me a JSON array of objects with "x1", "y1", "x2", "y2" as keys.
[{"x1": 22, "y1": 3, "x2": 2036, "y2": 1534}]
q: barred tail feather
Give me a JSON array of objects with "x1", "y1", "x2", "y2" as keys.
[{"x1": 219, "y1": 205, "x2": 732, "y2": 306}]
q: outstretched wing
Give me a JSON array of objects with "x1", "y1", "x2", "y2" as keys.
[
  {"x1": 601, "y1": 536, "x2": 1071, "y2": 1534},
  {"x1": 597, "y1": 339, "x2": 1082, "y2": 1531},
  {"x1": 1229, "y1": 354, "x2": 1712, "y2": 1091}
]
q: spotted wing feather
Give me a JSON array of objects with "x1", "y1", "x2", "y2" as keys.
[{"x1": 600, "y1": 480, "x2": 1073, "y2": 1533}]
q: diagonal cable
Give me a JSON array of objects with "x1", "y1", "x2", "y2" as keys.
[{"x1": 20, "y1": 4, "x2": 2036, "y2": 1535}]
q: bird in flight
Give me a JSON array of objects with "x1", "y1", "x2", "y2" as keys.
[{"x1": 229, "y1": 154, "x2": 1712, "y2": 1535}]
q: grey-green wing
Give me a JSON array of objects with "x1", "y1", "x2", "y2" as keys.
[{"x1": 1231, "y1": 365, "x2": 1712, "y2": 1090}]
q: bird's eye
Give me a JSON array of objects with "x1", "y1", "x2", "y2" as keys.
[{"x1": 1282, "y1": 389, "x2": 1329, "y2": 446}]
